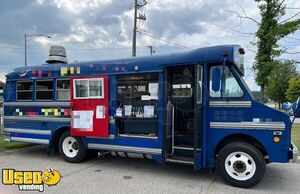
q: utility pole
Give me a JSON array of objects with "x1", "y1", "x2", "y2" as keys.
[
  {"x1": 148, "y1": 46, "x2": 155, "y2": 55},
  {"x1": 24, "y1": 33, "x2": 51, "y2": 66},
  {"x1": 25, "y1": 33, "x2": 27, "y2": 67},
  {"x1": 132, "y1": 0, "x2": 147, "y2": 57}
]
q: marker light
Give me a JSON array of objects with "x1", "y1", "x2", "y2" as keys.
[{"x1": 273, "y1": 137, "x2": 280, "y2": 143}]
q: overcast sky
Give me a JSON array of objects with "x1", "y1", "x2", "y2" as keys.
[{"x1": 0, "y1": 0, "x2": 300, "y2": 90}]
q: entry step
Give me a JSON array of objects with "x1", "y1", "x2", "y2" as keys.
[
  {"x1": 166, "y1": 155, "x2": 194, "y2": 165},
  {"x1": 174, "y1": 145, "x2": 193, "y2": 151},
  {"x1": 174, "y1": 145, "x2": 202, "y2": 152}
]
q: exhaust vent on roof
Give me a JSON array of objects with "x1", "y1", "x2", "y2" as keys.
[{"x1": 46, "y1": 45, "x2": 68, "y2": 64}]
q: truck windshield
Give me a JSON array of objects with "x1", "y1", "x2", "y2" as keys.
[{"x1": 234, "y1": 67, "x2": 255, "y2": 100}]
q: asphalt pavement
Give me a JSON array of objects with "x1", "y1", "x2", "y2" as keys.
[{"x1": 1, "y1": 145, "x2": 300, "y2": 194}]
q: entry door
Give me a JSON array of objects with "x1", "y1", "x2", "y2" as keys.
[
  {"x1": 194, "y1": 65, "x2": 203, "y2": 170},
  {"x1": 70, "y1": 76, "x2": 109, "y2": 137},
  {"x1": 164, "y1": 67, "x2": 174, "y2": 157},
  {"x1": 165, "y1": 100, "x2": 174, "y2": 156}
]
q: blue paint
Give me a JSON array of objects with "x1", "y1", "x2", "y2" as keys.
[{"x1": 3, "y1": 45, "x2": 293, "y2": 170}]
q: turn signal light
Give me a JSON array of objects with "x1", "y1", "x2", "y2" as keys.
[{"x1": 273, "y1": 137, "x2": 280, "y2": 143}]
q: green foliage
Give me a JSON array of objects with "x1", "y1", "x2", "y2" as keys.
[
  {"x1": 0, "y1": 136, "x2": 30, "y2": 151},
  {"x1": 274, "y1": 19, "x2": 300, "y2": 40},
  {"x1": 266, "y1": 60, "x2": 297, "y2": 105},
  {"x1": 286, "y1": 76, "x2": 300, "y2": 102},
  {"x1": 253, "y1": 0, "x2": 300, "y2": 99},
  {"x1": 252, "y1": 90, "x2": 268, "y2": 103},
  {"x1": 252, "y1": 91, "x2": 260, "y2": 99}
]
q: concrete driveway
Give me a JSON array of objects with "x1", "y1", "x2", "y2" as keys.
[{"x1": 0, "y1": 146, "x2": 300, "y2": 194}]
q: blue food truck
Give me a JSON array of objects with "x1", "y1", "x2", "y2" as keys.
[{"x1": 3, "y1": 45, "x2": 298, "y2": 188}]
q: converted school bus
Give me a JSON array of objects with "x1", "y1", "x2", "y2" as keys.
[{"x1": 3, "y1": 45, "x2": 298, "y2": 188}]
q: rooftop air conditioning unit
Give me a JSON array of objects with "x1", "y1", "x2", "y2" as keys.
[{"x1": 46, "y1": 45, "x2": 68, "y2": 64}]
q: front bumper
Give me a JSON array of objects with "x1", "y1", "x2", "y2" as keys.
[{"x1": 290, "y1": 141, "x2": 299, "y2": 163}]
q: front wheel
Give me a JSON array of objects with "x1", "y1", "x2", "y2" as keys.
[
  {"x1": 58, "y1": 131, "x2": 86, "y2": 163},
  {"x1": 217, "y1": 142, "x2": 266, "y2": 188}
]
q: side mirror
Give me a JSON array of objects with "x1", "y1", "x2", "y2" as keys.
[{"x1": 212, "y1": 68, "x2": 221, "y2": 92}]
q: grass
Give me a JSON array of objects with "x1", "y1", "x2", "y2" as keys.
[
  {"x1": 292, "y1": 125, "x2": 300, "y2": 149},
  {"x1": 0, "y1": 135, "x2": 31, "y2": 152}
]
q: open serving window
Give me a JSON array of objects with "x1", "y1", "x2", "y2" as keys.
[{"x1": 115, "y1": 74, "x2": 159, "y2": 138}]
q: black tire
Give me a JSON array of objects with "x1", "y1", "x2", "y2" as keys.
[
  {"x1": 58, "y1": 131, "x2": 86, "y2": 163},
  {"x1": 217, "y1": 142, "x2": 266, "y2": 188}
]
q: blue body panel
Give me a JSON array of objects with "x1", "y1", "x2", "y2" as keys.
[
  {"x1": 3, "y1": 45, "x2": 292, "y2": 169},
  {"x1": 206, "y1": 101, "x2": 291, "y2": 167}
]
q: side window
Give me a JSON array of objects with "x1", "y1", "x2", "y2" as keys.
[
  {"x1": 89, "y1": 79, "x2": 103, "y2": 97},
  {"x1": 56, "y1": 79, "x2": 70, "y2": 100},
  {"x1": 75, "y1": 80, "x2": 88, "y2": 98},
  {"x1": 209, "y1": 66, "x2": 244, "y2": 98},
  {"x1": 74, "y1": 78, "x2": 104, "y2": 99},
  {"x1": 17, "y1": 81, "x2": 33, "y2": 100},
  {"x1": 116, "y1": 73, "x2": 159, "y2": 136},
  {"x1": 36, "y1": 80, "x2": 53, "y2": 100}
]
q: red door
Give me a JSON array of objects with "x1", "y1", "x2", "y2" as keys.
[{"x1": 70, "y1": 76, "x2": 109, "y2": 137}]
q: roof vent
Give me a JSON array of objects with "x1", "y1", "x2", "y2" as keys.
[{"x1": 46, "y1": 45, "x2": 68, "y2": 64}]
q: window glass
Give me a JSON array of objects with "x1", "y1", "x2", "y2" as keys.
[
  {"x1": 74, "y1": 79, "x2": 104, "y2": 99},
  {"x1": 209, "y1": 66, "x2": 244, "y2": 98},
  {"x1": 36, "y1": 80, "x2": 53, "y2": 100},
  {"x1": 57, "y1": 79, "x2": 70, "y2": 89},
  {"x1": 17, "y1": 81, "x2": 33, "y2": 90},
  {"x1": 117, "y1": 74, "x2": 159, "y2": 136},
  {"x1": 117, "y1": 74, "x2": 159, "y2": 102},
  {"x1": 75, "y1": 80, "x2": 88, "y2": 98},
  {"x1": 17, "y1": 81, "x2": 33, "y2": 100},
  {"x1": 89, "y1": 80, "x2": 102, "y2": 97},
  {"x1": 56, "y1": 79, "x2": 70, "y2": 100}
]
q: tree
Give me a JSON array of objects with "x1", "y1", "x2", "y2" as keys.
[
  {"x1": 286, "y1": 76, "x2": 300, "y2": 102},
  {"x1": 266, "y1": 60, "x2": 297, "y2": 108},
  {"x1": 253, "y1": 0, "x2": 300, "y2": 101}
]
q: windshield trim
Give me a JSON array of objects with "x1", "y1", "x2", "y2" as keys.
[{"x1": 231, "y1": 65, "x2": 255, "y2": 100}]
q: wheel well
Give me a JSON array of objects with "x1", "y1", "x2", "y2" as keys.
[
  {"x1": 51, "y1": 126, "x2": 70, "y2": 151},
  {"x1": 215, "y1": 134, "x2": 268, "y2": 157}
]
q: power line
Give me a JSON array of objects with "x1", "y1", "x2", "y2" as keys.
[
  {"x1": 285, "y1": 37, "x2": 300, "y2": 41},
  {"x1": 0, "y1": 46, "x2": 23, "y2": 49},
  {"x1": 137, "y1": 30, "x2": 192, "y2": 49},
  {"x1": 114, "y1": 0, "x2": 135, "y2": 44},
  {"x1": 154, "y1": 7, "x2": 257, "y2": 39},
  {"x1": 284, "y1": 50, "x2": 300, "y2": 54},
  {"x1": 292, "y1": 60, "x2": 300, "y2": 64},
  {"x1": 286, "y1": 7, "x2": 300, "y2": 10},
  {"x1": 0, "y1": 45, "x2": 138, "y2": 51}
]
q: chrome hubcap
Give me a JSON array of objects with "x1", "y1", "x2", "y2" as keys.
[
  {"x1": 225, "y1": 151, "x2": 256, "y2": 181},
  {"x1": 62, "y1": 136, "x2": 79, "y2": 158}
]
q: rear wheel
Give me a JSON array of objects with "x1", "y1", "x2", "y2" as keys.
[
  {"x1": 217, "y1": 142, "x2": 266, "y2": 188},
  {"x1": 58, "y1": 131, "x2": 86, "y2": 163}
]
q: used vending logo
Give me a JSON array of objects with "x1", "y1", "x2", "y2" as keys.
[{"x1": 2, "y1": 168, "x2": 61, "y2": 192}]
